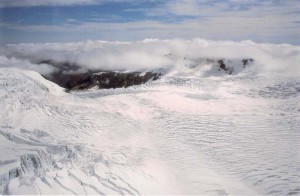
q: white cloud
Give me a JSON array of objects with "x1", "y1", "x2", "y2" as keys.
[
  {"x1": 152, "y1": 0, "x2": 300, "y2": 20},
  {"x1": 0, "y1": 0, "x2": 298, "y2": 44},
  {"x1": 105, "y1": 0, "x2": 300, "y2": 44},
  {"x1": 5, "y1": 13, "x2": 298, "y2": 44},
  {"x1": 3, "y1": 39, "x2": 300, "y2": 76},
  {"x1": 0, "y1": 55, "x2": 55, "y2": 74},
  {"x1": 165, "y1": 0, "x2": 203, "y2": 16}
]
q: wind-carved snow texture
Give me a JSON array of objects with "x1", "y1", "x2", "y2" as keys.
[
  {"x1": 0, "y1": 67, "x2": 299, "y2": 195},
  {"x1": 0, "y1": 39, "x2": 299, "y2": 195},
  {"x1": 0, "y1": 69, "x2": 150, "y2": 195}
]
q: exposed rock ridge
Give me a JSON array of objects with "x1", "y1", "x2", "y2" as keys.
[
  {"x1": 38, "y1": 60, "x2": 162, "y2": 91},
  {"x1": 217, "y1": 58, "x2": 254, "y2": 74}
]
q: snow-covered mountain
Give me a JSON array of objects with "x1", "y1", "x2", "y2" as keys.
[{"x1": 0, "y1": 39, "x2": 299, "y2": 195}]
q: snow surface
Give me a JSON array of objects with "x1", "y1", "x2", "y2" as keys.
[{"x1": 0, "y1": 39, "x2": 299, "y2": 195}]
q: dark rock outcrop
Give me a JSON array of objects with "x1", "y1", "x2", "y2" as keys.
[
  {"x1": 242, "y1": 58, "x2": 254, "y2": 67},
  {"x1": 43, "y1": 71, "x2": 162, "y2": 91},
  {"x1": 218, "y1": 60, "x2": 228, "y2": 71},
  {"x1": 45, "y1": 71, "x2": 162, "y2": 91},
  {"x1": 217, "y1": 58, "x2": 254, "y2": 74},
  {"x1": 38, "y1": 60, "x2": 162, "y2": 91},
  {"x1": 91, "y1": 71, "x2": 162, "y2": 89},
  {"x1": 217, "y1": 59, "x2": 233, "y2": 74}
]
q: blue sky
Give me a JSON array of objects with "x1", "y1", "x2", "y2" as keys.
[{"x1": 0, "y1": 0, "x2": 299, "y2": 44}]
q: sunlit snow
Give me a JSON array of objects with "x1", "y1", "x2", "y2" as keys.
[{"x1": 0, "y1": 39, "x2": 299, "y2": 195}]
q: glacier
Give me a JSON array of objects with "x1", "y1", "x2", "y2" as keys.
[{"x1": 0, "y1": 39, "x2": 299, "y2": 195}]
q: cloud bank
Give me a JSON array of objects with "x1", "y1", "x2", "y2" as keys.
[
  {"x1": 1, "y1": 39, "x2": 300, "y2": 76},
  {"x1": 0, "y1": 56, "x2": 55, "y2": 74}
]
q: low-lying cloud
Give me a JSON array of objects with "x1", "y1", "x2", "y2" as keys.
[
  {"x1": 0, "y1": 55, "x2": 56, "y2": 75},
  {"x1": 1, "y1": 39, "x2": 299, "y2": 76}
]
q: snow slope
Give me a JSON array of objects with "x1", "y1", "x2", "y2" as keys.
[
  {"x1": 0, "y1": 67, "x2": 299, "y2": 195},
  {"x1": 0, "y1": 39, "x2": 299, "y2": 195},
  {"x1": 0, "y1": 68, "x2": 174, "y2": 194}
]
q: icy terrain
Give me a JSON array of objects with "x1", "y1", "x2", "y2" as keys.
[{"x1": 0, "y1": 39, "x2": 299, "y2": 195}]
